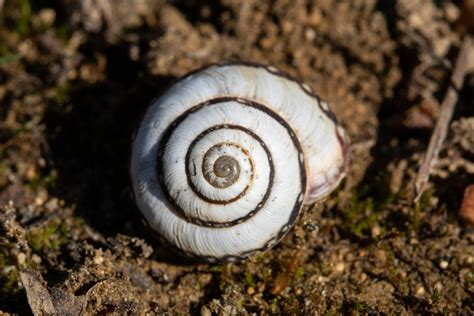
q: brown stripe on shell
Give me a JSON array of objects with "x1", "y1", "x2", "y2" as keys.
[
  {"x1": 206, "y1": 60, "x2": 346, "y2": 127},
  {"x1": 185, "y1": 128, "x2": 261, "y2": 205},
  {"x1": 174, "y1": 61, "x2": 350, "y2": 198},
  {"x1": 156, "y1": 97, "x2": 306, "y2": 235},
  {"x1": 141, "y1": 195, "x2": 307, "y2": 263}
]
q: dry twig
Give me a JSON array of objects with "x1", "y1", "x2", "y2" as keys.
[
  {"x1": 19, "y1": 270, "x2": 57, "y2": 315},
  {"x1": 413, "y1": 36, "x2": 473, "y2": 202}
]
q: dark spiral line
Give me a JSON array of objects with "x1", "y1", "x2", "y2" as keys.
[
  {"x1": 185, "y1": 126, "x2": 266, "y2": 204},
  {"x1": 156, "y1": 97, "x2": 306, "y2": 229}
]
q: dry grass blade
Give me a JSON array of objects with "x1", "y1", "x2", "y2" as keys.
[
  {"x1": 19, "y1": 270, "x2": 56, "y2": 315},
  {"x1": 413, "y1": 36, "x2": 473, "y2": 203}
]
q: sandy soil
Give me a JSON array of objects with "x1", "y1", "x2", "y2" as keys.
[{"x1": 0, "y1": 0, "x2": 473, "y2": 314}]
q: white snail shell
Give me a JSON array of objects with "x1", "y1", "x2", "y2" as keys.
[{"x1": 131, "y1": 63, "x2": 350, "y2": 262}]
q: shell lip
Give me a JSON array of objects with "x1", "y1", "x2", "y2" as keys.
[{"x1": 304, "y1": 126, "x2": 351, "y2": 205}]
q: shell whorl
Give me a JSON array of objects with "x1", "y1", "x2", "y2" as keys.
[{"x1": 131, "y1": 63, "x2": 349, "y2": 261}]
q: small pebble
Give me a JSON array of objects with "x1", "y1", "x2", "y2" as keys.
[
  {"x1": 93, "y1": 250, "x2": 104, "y2": 265},
  {"x1": 371, "y1": 224, "x2": 381, "y2": 238},
  {"x1": 34, "y1": 196, "x2": 45, "y2": 206},
  {"x1": 444, "y1": 2, "x2": 460, "y2": 22},
  {"x1": 201, "y1": 306, "x2": 211, "y2": 316},
  {"x1": 375, "y1": 249, "x2": 387, "y2": 264},
  {"x1": 17, "y1": 252, "x2": 26, "y2": 266},
  {"x1": 32, "y1": 254, "x2": 42, "y2": 264},
  {"x1": 439, "y1": 260, "x2": 449, "y2": 270},
  {"x1": 398, "y1": 270, "x2": 407, "y2": 278},
  {"x1": 304, "y1": 27, "x2": 316, "y2": 41},
  {"x1": 415, "y1": 285, "x2": 425, "y2": 296},
  {"x1": 38, "y1": 8, "x2": 56, "y2": 27},
  {"x1": 409, "y1": 238, "x2": 419, "y2": 245},
  {"x1": 334, "y1": 262, "x2": 345, "y2": 273}
]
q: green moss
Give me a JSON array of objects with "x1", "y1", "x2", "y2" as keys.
[
  {"x1": 0, "y1": 268, "x2": 19, "y2": 295},
  {"x1": 0, "y1": 54, "x2": 21, "y2": 66},
  {"x1": 341, "y1": 173, "x2": 398, "y2": 239},
  {"x1": 0, "y1": 253, "x2": 6, "y2": 269},
  {"x1": 256, "y1": 252, "x2": 268, "y2": 263},
  {"x1": 27, "y1": 170, "x2": 57, "y2": 189},
  {"x1": 27, "y1": 222, "x2": 67, "y2": 253},
  {"x1": 0, "y1": 163, "x2": 7, "y2": 186},
  {"x1": 347, "y1": 300, "x2": 369, "y2": 315},
  {"x1": 280, "y1": 296, "x2": 300, "y2": 314},
  {"x1": 0, "y1": 42, "x2": 9, "y2": 56},
  {"x1": 209, "y1": 265, "x2": 222, "y2": 273},
  {"x1": 294, "y1": 267, "x2": 305, "y2": 279},
  {"x1": 0, "y1": 243, "x2": 14, "y2": 270},
  {"x1": 465, "y1": 269, "x2": 474, "y2": 287},
  {"x1": 430, "y1": 289, "x2": 441, "y2": 307},
  {"x1": 243, "y1": 272, "x2": 256, "y2": 288},
  {"x1": 409, "y1": 189, "x2": 434, "y2": 238},
  {"x1": 269, "y1": 296, "x2": 281, "y2": 313},
  {"x1": 56, "y1": 24, "x2": 72, "y2": 42},
  {"x1": 262, "y1": 267, "x2": 272, "y2": 283},
  {"x1": 208, "y1": 264, "x2": 232, "y2": 292},
  {"x1": 53, "y1": 82, "x2": 73, "y2": 106},
  {"x1": 324, "y1": 306, "x2": 340, "y2": 316},
  {"x1": 16, "y1": 0, "x2": 32, "y2": 36},
  {"x1": 317, "y1": 261, "x2": 331, "y2": 277}
]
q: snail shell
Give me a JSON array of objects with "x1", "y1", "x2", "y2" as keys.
[{"x1": 131, "y1": 63, "x2": 350, "y2": 262}]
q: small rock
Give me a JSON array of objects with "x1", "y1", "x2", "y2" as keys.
[
  {"x1": 93, "y1": 250, "x2": 104, "y2": 265},
  {"x1": 375, "y1": 249, "x2": 387, "y2": 264},
  {"x1": 45, "y1": 198, "x2": 59, "y2": 212},
  {"x1": 38, "y1": 8, "x2": 56, "y2": 27},
  {"x1": 17, "y1": 252, "x2": 26, "y2": 266},
  {"x1": 415, "y1": 285, "x2": 425, "y2": 296},
  {"x1": 409, "y1": 238, "x2": 419, "y2": 245},
  {"x1": 466, "y1": 256, "x2": 474, "y2": 265},
  {"x1": 304, "y1": 27, "x2": 316, "y2": 41},
  {"x1": 443, "y1": 2, "x2": 460, "y2": 22},
  {"x1": 371, "y1": 224, "x2": 381, "y2": 238},
  {"x1": 32, "y1": 254, "x2": 42, "y2": 264},
  {"x1": 439, "y1": 260, "x2": 449, "y2": 270},
  {"x1": 201, "y1": 306, "x2": 212, "y2": 316},
  {"x1": 334, "y1": 262, "x2": 345, "y2": 273}
]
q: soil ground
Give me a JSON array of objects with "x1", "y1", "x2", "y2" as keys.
[{"x1": 1, "y1": 0, "x2": 473, "y2": 314}]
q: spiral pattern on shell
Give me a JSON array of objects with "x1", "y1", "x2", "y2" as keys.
[{"x1": 131, "y1": 63, "x2": 350, "y2": 262}]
